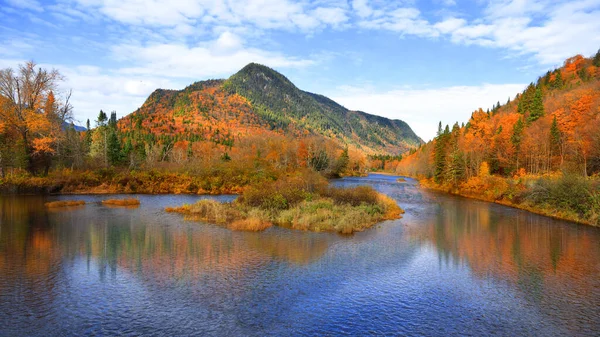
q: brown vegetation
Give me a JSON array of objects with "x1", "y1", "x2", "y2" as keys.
[
  {"x1": 167, "y1": 171, "x2": 403, "y2": 233},
  {"x1": 102, "y1": 198, "x2": 140, "y2": 206},
  {"x1": 397, "y1": 53, "x2": 600, "y2": 226},
  {"x1": 44, "y1": 200, "x2": 85, "y2": 208}
]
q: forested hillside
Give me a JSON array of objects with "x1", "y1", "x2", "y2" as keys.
[
  {"x1": 397, "y1": 51, "x2": 600, "y2": 225},
  {"x1": 0, "y1": 61, "x2": 422, "y2": 194},
  {"x1": 115, "y1": 63, "x2": 422, "y2": 169}
]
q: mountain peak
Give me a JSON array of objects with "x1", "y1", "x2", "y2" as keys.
[{"x1": 228, "y1": 63, "x2": 296, "y2": 90}]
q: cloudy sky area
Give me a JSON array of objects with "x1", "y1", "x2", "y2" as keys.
[{"x1": 1, "y1": 0, "x2": 599, "y2": 140}]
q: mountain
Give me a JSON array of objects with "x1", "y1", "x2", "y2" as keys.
[
  {"x1": 398, "y1": 52, "x2": 600, "y2": 180},
  {"x1": 119, "y1": 63, "x2": 422, "y2": 155}
]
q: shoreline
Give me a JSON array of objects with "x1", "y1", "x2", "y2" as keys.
[{"x1": 415, "y1": 178, "x2": 598, "y2": 228}]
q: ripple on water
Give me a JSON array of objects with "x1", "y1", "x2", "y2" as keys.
[{"x1": 1, "y1": 176, "x2": 600, "y2": 336}]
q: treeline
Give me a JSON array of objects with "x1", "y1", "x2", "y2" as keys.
[
  {"x1": 399, "y1": 52, "x2": 600, "y2": 180},
  {"x1": 0, "y1": 62, "x2": 376, "y2": 190},
  {"x1": 397, "y1": 51, "x2": 600, "y2": 225}
]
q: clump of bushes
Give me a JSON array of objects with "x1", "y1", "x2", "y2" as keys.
[
  {"x1": 523, "y1": 174, "x2": 600, "y2": 224},
  {"x1": 166, "y1": 200, "x2": 271, "y2": 232},
  {"x1": 167, "y1": 171, "x2": 403, "y2": 233},
  {"x1": 102, "y1": 198, "x2": 140, "y2": 206}
]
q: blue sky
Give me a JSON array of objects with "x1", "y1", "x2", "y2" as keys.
[{"x1": 1, "y1": 0, "x2": 599, "y2": 140}]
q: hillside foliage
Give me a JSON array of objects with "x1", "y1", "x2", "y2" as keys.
[{"x1": 397, "y1": 51, "x2": 600, "y2": 225}]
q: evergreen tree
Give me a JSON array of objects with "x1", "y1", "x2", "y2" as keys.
[
  {"x1": 109, "y1": 111, "x2": 117, "y2": 127},
  {"x1": 96, "y1": 110, "x2": 107, "y2": 127},
  {"x1": 332, "y1": 147, "x2": 349, "y2": 176},
  {"x1": 122, "y1": 138, "x2": 133, "y2": 165},
  {"x1": 552, "y1": 70, "x2": 563, "y2": 89},
  {"x1": 528, "y1": 87, "x2": 545, "y2": 123},
  {"x1": 433, "y1": 128, "x2": 449, "y2": 183},
  {"x1": 543, "y1": 71, "x2": 552, "y2": 86},
  {"x1": 594, "y1": 48, "x2": 600, "y2": 67},
  {"x1": 107, "y1": 128, "x2": 122, "y2": 166},
  {"x1": 84, "y1": 119, "x2": 92, "y2": 151},
  {"x1": 518, "y1": 83, "x2": 535, "y2": 115}
]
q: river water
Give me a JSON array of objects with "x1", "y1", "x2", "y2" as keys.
[{"x1": 0, "y1": 174, "x2": 599, "y2": 336}]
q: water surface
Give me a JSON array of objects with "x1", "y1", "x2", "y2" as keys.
[{"x1": 1, "y1": 174, "x2": 599, "y2": 336}]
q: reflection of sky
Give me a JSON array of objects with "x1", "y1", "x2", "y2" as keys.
[{"x1": 1, "y1": 176, "x2": 600, "y2": 336}]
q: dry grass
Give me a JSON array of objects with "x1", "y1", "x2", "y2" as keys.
[
  {"x1": 166, "y1": 172, "x2": 405, "y2": 234},
  {"x1": 45, "y1": 200, "x2": 86, "y2": 208},
  {"x1": 102, "y1": 198, "x2": 140, "y2": 206},
  {"x1": 166, "y1": 200, "x2": 272, "y2": 231},
  {"x1": 228, "y1": 217, "x2": 272, "y2": 231}
]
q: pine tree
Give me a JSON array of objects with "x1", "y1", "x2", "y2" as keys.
[
  {"x1": 96, "y1": 110, "x2": 107, "y2": 127},
  {"x1": 593, "y1": 48, "x2": 600, "y2": 67},
  {"x1": 109, "y1": 111, "x2": 117, "y2": 126},
  {"x1": 107, "y1": 128, "x2": 122, "y2": 166},
  {"x1": 552, "y1": 70, "x2": 563, "y2": 89},
  {"x1": 518, "y1": 83, "x2": 535, "y2": 115},
  {"x1": 528, "y1": 87, "x2": 545, "y2": 123},
  {"x1": 333, "y1": 147, "x2": 349, "y2": 176},
  {"x1": 84, "y1": 119, "x2": 92, "y2": 151},
  {"x1": 433, "y1": 128, "x2": 449, "y2": 183}
]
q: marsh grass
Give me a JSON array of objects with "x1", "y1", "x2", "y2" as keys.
[
  {"x1": 167, "y1": 172, "x2": 404, "y2": 233},
  {"x1": 44, "y1": 200, "x2": 86, "y2": 208},
  {"x1": 102, "y1": 198, "x2": 140, "y2": 207}
]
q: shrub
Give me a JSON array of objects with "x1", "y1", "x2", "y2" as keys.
[
  {"x1": 524, "y1": 174, "x2": 598, "y2": 217},
  {"x1": 102, "y1": 198, "x2": 140, "y2": 206},
  {"x1": 239, "y1": 170, "x2": 327, "y2": 210},
  {"x1": 323, "y1": 185, "x2": 379, "y2": 206}
]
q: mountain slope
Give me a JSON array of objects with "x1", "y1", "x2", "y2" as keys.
[
  {"x1": 223, "y1": 63, "x2": 423, "y2": 152},
  {"x1": 120, "y1": 63, "x2": 422, "y2": 155},
  {"x1": 398, "y1": 52, "x2": 600, "y2": 179}
]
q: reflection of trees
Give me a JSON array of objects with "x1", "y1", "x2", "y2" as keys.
[
  {"x1": 412, "y1": 195, "x2": 600, "y2": 333},
  {"x1": 0, "y1": 196, "x2": 62, "y2": 314},
  {"x1": 0, "y1": 197, "x2": 335, "y2": 315}
]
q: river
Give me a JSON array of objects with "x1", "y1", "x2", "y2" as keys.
[{"x1": 1, "y1": 174, "x2": 599, "y2": 336}]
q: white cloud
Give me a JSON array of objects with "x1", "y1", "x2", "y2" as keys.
[
  {"x1": 330, "y1": 83, "x2": 526, "y2": 141},
  {"x1": 112, "y1": 32, "x2": 314, "y2": 79},
  {"x1": 352, "y1": 0, "x2": 600, "y2": 65},
  {"x1": 68, "y1": 0, "x2": 351, "y2": 34},
  {"x1": 56, "y1": 65, "x2": 180, "y2": 124},
  {"x1": 5, "y1": 0, "x2": 43, "y2": 12}
]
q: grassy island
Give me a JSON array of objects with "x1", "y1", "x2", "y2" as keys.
[{"x1": 166, "y1": 171, "x2": 403, "y2": 233}]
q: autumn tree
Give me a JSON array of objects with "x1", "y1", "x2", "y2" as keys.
[
  {"x1": 511, "y1": 118, "x2": 524, "y2": 169},
  {"x1": 0, "y1": 61, "x2": 71, "y2": 173}
]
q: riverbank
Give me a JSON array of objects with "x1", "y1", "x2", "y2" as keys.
[
  {"x1": 166, "y1": 171, "x2": 403, "y2": 234},
  {"x1": 0, "y1": 166, "x2": 269, "y2": 195},
  {"x1": 0, "y1": 167, "x2": 370, "y2": 195},
  {"x1": 416, "y1": 174, "x2": 600, "y2": 227}
]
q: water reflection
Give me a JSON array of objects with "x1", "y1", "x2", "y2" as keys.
[
  {"x1": 407, "y1": 190, "x2": 600, "y2": 334},
  {"x1": 1, "y1": 176, "x2": 599, "y2": 336}
]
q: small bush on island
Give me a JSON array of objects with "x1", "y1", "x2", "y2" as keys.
[
  {"x1": 45, "y1": 200, "x2": 86, "y2": 208},
  {"x1": 102, "y1": 198, "x2": 140, "y2": 206},
  {"x1": 167, "y1": 171, "x2": 403, "y2": 233}
]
